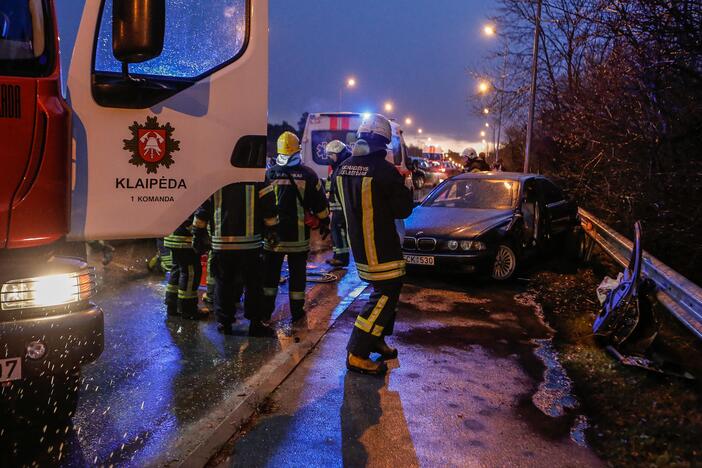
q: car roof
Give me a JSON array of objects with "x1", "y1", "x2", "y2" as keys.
[{"x1": 452, "y1": 171, "x2": 540, "y2": 182}]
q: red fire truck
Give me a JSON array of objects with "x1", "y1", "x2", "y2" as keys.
[{"x1": 1, "y1": 0, "x2": 268, "y2": 421}]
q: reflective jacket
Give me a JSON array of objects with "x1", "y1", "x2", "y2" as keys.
[
  {"x1": 164, "y1": 216, "x2": 195, "y2": 250},
  {"x1": 265, "y1": 162, "x2": 329, "y2": 253},
  {"x1": 336, "y1": 150, "x2": 413, "y2": 281},
  {"x1": 327, "y1": 151, "x2": 352, "y2": 213},
  {"x1": 194, "y1": 182, "x2": 278, "y2": 251}
]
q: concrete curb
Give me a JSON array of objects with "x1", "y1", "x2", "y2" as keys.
[{"x1": 155, "y1": 282, "x2": 367, "y2": 468}]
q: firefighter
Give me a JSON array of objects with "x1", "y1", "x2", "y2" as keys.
[
  {"x1": 263, "y1": 132, "x2": 330, "y2": 322},
  {"x1": 192, "y1": 183, "x2": 279, "y2": 337},
  {"x1": 325, "y1": 140, "x2": 352, "y2": 267},
  {"x1": 164, "y1": 215, "x2": 208, "y2": 320},
  {"x1": 336, "y1": 114, "x2": 414, "y2": 375}
]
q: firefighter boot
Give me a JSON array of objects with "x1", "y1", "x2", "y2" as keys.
[
  {"x1": 248, "y1": 320, "x2": 276, "y2": 338},
  {"x1": 346, "y1": 353, "x2": 388, "y2": 376},
  {"x1": 372, "y1": 338, "x2": 398, "y2": 360}
]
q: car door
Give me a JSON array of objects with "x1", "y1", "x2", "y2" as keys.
[
  {"x1": 65, "y1": 0, "x2": 268, "y2": 241},
  {"x1": 537, "y1": 178, "x2": 572, "y2": 237}
]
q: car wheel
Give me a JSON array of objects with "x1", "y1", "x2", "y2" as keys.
[
  {"x1": 413, "y1": 175, "x2": 425, "y2": 190},
  {"x1": 492, "y1": 244, "x2": 518, "y2": 281}
]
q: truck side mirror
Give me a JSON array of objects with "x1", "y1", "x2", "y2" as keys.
[{"x1": 112, "y1": 0, "x2": 166, "y2": 64}]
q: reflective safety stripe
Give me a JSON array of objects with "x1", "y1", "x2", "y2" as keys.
[
  {"x1": 212, "y1": 242, "x2": 262, "y2": 251},
  {"x1": 290, "y1": 291, "x2": 305, "y2": 300},
  {"x1": 214, "y1": 189, "x2": 223, "y2": 238},
  {"x1": 178, "y1": 291, "x2": 199, "y2": 299},
  {"x1": 358, "y1": 268, "x2": 406, "y2": 282},
  {"x1": 166, "y1": 284, "x2": 178, "y2": 294},
  {"x1": 213, "y1": 235, "x2": 262, "y2": 242},
  {"x1": 164, "y1": 235, "x2": 193, "y2": 249},
  {"x1": 361, "y1": 177, "x2": 378, "y2": 265},
  {"x1": 263, "y1": 287, "x2": 278, "y2": 297},
  {"x1": 259, "y1": 185, "x2": 274, "y2": 197},
  {"x1": 356, "y1": 260, "x2": 406, "y2": 273},
  {"x1": 371, "y1": 324, "x2": 384, "y2": 337},
  {"x1": 246, "y1": 185, "x2": 255, "y2": 237},
  {"x1": 333, "y1": 247, "x2": 350, "y2": 254},
  {"x1": 354, "y1": 295, "x2": 388, "y2": 333}
]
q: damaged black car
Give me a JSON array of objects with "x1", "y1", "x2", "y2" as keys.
[{"x1": 402, "y1": 172, "x2": 581, "y2": 280}]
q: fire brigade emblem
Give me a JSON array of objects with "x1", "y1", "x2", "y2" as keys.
[{"x1": 123, "y1": 116, "x2": 180, "y2": 174}]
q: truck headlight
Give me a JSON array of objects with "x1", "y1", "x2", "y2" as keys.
[
  {"x1": 1, "y1": 269, "x2": 96, "y2": 311},
  {"x1": 447, "y1": 240, "x2": 459, "y2": 251},
  {"x1": 460, "y1": 241, "x2": 487, "y2": 251}
]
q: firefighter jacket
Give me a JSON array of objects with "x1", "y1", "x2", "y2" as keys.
[
  {"x1": 327, "y1": 152, "x2": 350, "y2": 215},
  {"x1": 194, "y1": 182, "x2": 278, "y2": 251},
  {"x1": 336, "y1": 149, "x2": 414, "y2": 282},
  {"x1": 164, "y1": 215, "x2": 195, "y2": 250},
  {"x1": 265, "y1": 161, "x2": 329, "y2": 253}
]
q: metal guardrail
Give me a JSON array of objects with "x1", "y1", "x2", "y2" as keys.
[{"x1": 579, "y1": 208, "x2": 702, "y2": 340}]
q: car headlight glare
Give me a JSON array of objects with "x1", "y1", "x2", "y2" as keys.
[
  {"x1": 447, "y1": 240, "x2": 459, "y2": 251},
  {"x1": 1, "y1": 270, "x2": 96, "y2": 311},
  {"x1": 460, "y1": 240, "x2": 487, "y2": 251}
]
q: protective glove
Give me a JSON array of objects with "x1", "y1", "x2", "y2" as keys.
[
  {"x1": 319, "y1": 217, "x2": 331, "y2": 240},
  {"x1": 192, "y1": 227, "x2": 211, "y2": 254},
  {"x1": 264, "y1": 226, "x2": 280, "y2": 247}
]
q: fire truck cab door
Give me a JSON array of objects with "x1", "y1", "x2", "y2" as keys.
[{"x1": 65, "y1": 0, "x2": 268, "y2": 240}]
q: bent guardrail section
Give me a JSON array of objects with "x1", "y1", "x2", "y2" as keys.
[{"x1": 579, "y1": 208, "x2": 702, "y2": 340}]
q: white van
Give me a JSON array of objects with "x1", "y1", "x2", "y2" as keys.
[{"x1": 301, "y1": 112, "x2": 412, "y2": 185}]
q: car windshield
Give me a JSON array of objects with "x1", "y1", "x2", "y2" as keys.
[
  {"x1": 0, "y1": 0, "x2": 51, "y2": 76},
  {"x1": 311, "y1": 130, "x2": 359, "y2": 165},
  {"x1": 424, "y1": 179, "x2": 518, "y2": 210}
]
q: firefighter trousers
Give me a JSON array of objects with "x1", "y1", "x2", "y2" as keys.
[
  {"x1": 165, "y1": 248, "x2": 202, "y2": 318},
  {"x1": 330, "y1": 211, "x2": 350, "y2": 264},
  {"x1": 347, "y1": 278, "x2": 403, "y2": 357},
  {"x1": 212, "y1": 249, "x2": 262, "y2": 326},
  {"x1": 262, "y1": 250, "x2": 308, "y2": 320}
]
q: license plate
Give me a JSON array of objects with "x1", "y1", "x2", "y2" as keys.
[
  {"x1": 0, "y1": 358, "x2": 22, "y2": 383},
  {"x1": 404, "y1": 255, "x2": 435, "y2": 266}
]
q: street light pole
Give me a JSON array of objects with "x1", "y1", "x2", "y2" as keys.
[{"x1": 524, "y1": 0, "x2": 542, "y2": 173}]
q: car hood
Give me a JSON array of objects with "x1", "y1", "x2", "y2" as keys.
[{"x1": 405, "y1": 207, "x2": 513, "y2": 238}]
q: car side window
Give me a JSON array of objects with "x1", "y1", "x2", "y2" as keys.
[{"x1": 539, "y1": 179, "x2": 565, "y2": 204}]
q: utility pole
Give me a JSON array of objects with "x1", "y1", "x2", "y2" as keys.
[
  {"x1": 495, "y1": 45, "x2": 508, "y2": 166},
  {"x1": 524, "y1": 0, "x2": 542, "y2": 173}
]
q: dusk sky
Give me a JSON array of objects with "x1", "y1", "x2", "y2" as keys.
[
  {"x1": 57, "y1": 1, "x2": 501, "y2": 151},
  {"x1": 270, "y1": 0, "x2": 500, "y2": 151}
]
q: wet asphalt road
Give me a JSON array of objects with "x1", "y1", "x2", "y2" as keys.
[
  {"x1": 1, "y1": 241, "x2": 363, "y2": 467},
  {"x1": 2, "y1": 236, "x2": 603, "y2": 467},
  {"x1": 215, "y1": 273, "x2": 602, "y2": 467}
]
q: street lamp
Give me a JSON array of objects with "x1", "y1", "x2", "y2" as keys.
[
  {"x1": 480, "y1": 130, "x2": 486, "y2": 137},
  {"x1": 404, "y1": 117, "x2": 413, "y2": 126},
  {"x1": 478, "y1": 81, "x2": 490, "y2": 94},
  {"x1": 384, "y1": 101, "x2": 394, "y2": 113},
  {"x1": 418, "y1": 128, "x2": 423, "y2": 134},
  {"x1": 483, "y1": 108, "x2": 490, "y2": 115},
  {"x1": 483, "y1": 24, "x2": 496, "y2": 37},
  {"x1": 339, "y1": 77, "x2": 357, "y2": 110}
]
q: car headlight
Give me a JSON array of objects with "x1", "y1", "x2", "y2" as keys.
[
  {"x1": 460, "y1": 240, "x2": 487, "y2": 251},
  {"x1": 447, "y1": 240, "x2": 459, "y2": 251},
  {"x1": 1, "y1": 269, "x2": 96, "y2": 311}
]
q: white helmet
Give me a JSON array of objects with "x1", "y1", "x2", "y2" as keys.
[
  {"x1": 461, "y1": 147, "x2": 478, "y2": 160},
  {"x1": 325, "y1": 140, "x2": 348, "y2": 157},
  {"x1": 357, "y1": 113, "x2": 392, "y2": 145}
]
